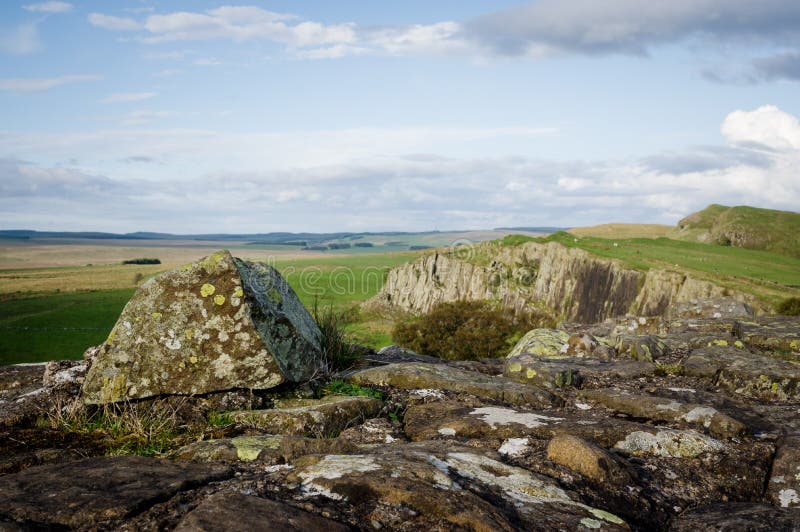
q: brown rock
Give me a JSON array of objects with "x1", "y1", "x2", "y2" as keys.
[{"x1": 546, "y1": 434, "x2": 634, "y2": 486}]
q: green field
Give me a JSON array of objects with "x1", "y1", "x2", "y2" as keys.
[
  {"x1": 536, "y1": 232, "x2": 800, "y2": 306},
  {"x1": 0, "y1": 252, "x2": 417, "y2": 364}
]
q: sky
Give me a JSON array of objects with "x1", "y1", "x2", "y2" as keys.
[{"x1": 1, "y1": 0, "x2": 799, "y2": 233}]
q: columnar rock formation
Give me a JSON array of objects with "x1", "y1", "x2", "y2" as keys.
[{"x1": 368, "y1": 240, "x2": 755, "y2": 322}]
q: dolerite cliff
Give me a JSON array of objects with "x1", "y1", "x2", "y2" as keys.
[{"x1": 368, "y1": 240, "x2": 756, "y2": 322}]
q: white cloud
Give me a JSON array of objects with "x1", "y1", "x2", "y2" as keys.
[
  {"x1": 23, "y1": 1, "x2": 72, "y2": 13},
  {"x1": 0, "y1": 23, "x2": 42, "y2": 55},
  {"x1": 0, "y1": 74, "x2": 101, "y2": 93},
  {"x1": 101, "y1": 92, "x2": 157, "y2": 104},
  {"x1": 721, "y1": 105, "x2": 800, "y2": 151},
  {"x1": 1, "y1": 107, "x2": 797, "y2": 231},
  {"x1": 88, "y1": 13, "x2": 142, "y2": 31}
]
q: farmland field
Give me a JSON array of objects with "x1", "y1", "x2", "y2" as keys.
[{"x1": 0, "y1": 245, "x2": 420, "y2": 364}]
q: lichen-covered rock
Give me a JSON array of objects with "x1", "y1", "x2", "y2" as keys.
[
  {"x1": 230, "y1": 395, "x2": 383, "y2": 436},
  {"x1": 682, "y1": 346, "x2": 800, "y2": 401},
  {"x1": 507, "y1": 328, "x2": 571, "y2": 358},
  {"x1": 82, "y1": 250, "x2": 323, "y2": 404},
  {"x1": 285, "y1": 444, "x2": 628, "y2": 530},
  {"x1": 735, "y1": 316, "x2": 800, "y2": 356},
  {"x1": 546, "y1": 434, "x2": 635, "y2": 486},
  {"x1": 579, "y1": 388, "x2": 747, "y2": 438},
  {"x1": 612, "y1": 428, "x2": 726, "y2": 458},
  {"x1": 670, "y1": 297, "x2": 754, "y2": 320},
  {"x1": 767, "y1": 435, "x2": 800, "y2": 509},
  {"x1": 613, "y1": 335, "x2": 669, "y2": 362},
  {"x1": 173, "y1": 435, "x2": 284, "y2": 462},
  {"x1": 504, "y1": 354, "x2": 655, "y2": 389},
  {"x1": 349, "y1": 362, "x2": 559, "y2": 408}
]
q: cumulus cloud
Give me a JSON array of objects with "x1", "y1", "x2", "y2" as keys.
[
  {"x1": 22, "y1": 1, "x2": 72, "y2": 13},
  {"x1": 0, "y1": 74, "x2": 101, "y2": 93},
  {"x1": 101, "y1": 92, "x2": 157, "y2": 104},
  {"x1": 0, "y1": 106, "x2": 797, "y2": 232}
]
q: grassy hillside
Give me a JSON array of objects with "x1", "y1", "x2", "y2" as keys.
[
  {"x1": 533, "y1": 232, "x2": 800, "y2": 308},
  {"x1": 670, "y1": 204, "x2": 800, "y2": 258}
]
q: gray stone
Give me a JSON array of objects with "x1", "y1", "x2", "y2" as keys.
[
  {"x1": 0, "y1": 456, "x2": 231, "y2": 528},
  {"x1": 82, "y1": 250, "x2": 323, "y2": 404},
  {"x1": 670, "y1": 297, "x2": 754, "y2": 320},
  {"x1": 349, "y1": 362, "x2": 558, "y2": 408},
  {"x1": 670, "y1": 503, "x2": 800, "y2": 531},
  {"x1": 767, "y1": 436, "x2": 800, "y2": 509},
  {"x1": 175, "y1": 492, "x2": 350, "y2": 532}
]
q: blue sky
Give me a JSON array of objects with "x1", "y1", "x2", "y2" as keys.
[{"x1": 1, "y1": 1, "x2": 799, "y2": 233}]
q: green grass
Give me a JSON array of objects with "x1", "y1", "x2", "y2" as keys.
[
  {"x1": 321, "y1": 379, "x2": 383, "y2": 400},
  {"x1": 0, "y1": 289, "x2": 135, "y2": 364},
  {"x1": 535, "y1": 232, "x2": 800, "y2": 306},
  {"x1": 0, "y1": 253, "x2": 417, "y2": 364}
]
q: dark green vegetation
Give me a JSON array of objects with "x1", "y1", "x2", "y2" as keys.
[
  {"x1": 393, "y1": 300, "x2": 555, "y2": 361},
  {"x1": 321, "y1": 379, "x2": 383, "y2": 400},
  {"x1": 122, "y1": 258, "x2": 161, "y2": 265},
  {"x1": 529, "y1": 232, "x2": 800, "y2": 308},
  {"x1": 778, "y1": 297, "x2": 800, "y2": 316},
  {"x1": 671, "y1": 204, "x2": 800, "y2": 258}
]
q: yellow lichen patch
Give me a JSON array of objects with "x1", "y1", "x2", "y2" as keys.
[
  {"x1": 526, "y1": 368, "x2": 537, "y2": 379},
  {"x1": 107, "y1": 330, "x2": 117, "y2": 343},
  {"x1": 200, "y1": 283, "x2": 216, "y2": 297},
  {"x1": 734, "y1": 340, "x2": 745, "y2": 348},
  {"x1": 189, "y1": 356, "x2": 198, "y2": 364},
  {"x1": 151, "y1": 312, "x2": 163, "y2": 319},
  {"x1": 185, "y1": 329, "x2": 194, "y2": 340},
  {"x1": 791, "y1": 340, "x2": 799, "y2": 350},
  {"x1": 708, "y1": 339, "x2": 728, "y2": 347},
  {"x1": 201, "y1": 251, "x2": 228, "y2": 274},
  {"x1": 508, "y1": 362, "x2": 522, "y2": 373},
  {"x1": 214, "y1": 294, "x2": 226, "y2": 306},
  {"x1": 234, "y1": 287, "x2": 243, "y2": 298}
]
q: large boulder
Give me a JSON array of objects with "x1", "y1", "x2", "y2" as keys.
[{"x1": 82, "y1": 250, "x2": 322, "y2": 404}]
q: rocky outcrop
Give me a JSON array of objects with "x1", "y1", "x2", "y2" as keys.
[
  {"x1": 82, "y1": 250, "x2": 323, "y2": 404},
  {"x1": 368, "y1": 240, "x2": 755, "y2": 322}
]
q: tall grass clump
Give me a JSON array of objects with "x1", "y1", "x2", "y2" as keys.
[
  {"x1": 777, "y1": 297, "x2": 800, "y2": 316},
  {"x1": 312, "y1": 299, "x2": 361, "y2": 372}
]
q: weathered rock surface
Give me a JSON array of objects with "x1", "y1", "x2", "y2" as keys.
[
  {"x1": 546, "y1": 434, "x2": 635, "y2": 486},
  {"x1": 579, "y1": 388, "x2": 747, "y2": 438},
  {"x1": 682, "y1": 346, "x2": 800, "y2": 401},
  {"x1": 231, "y1": 395, "x2": 383, "y2": 436},
  {"x1": 505, "y1": 354, "x2": 655, "y2": 390},
  {"x1": 670, "y1": 503, "x2": 800, "y2": 531},
  {"x1": 82, "y1": 250, "x2": 323, "y2": 404},
  {"x1": 285, "y1": 444, "x2": 628, "y2": 530},
  {"x1": 349, "y1": 362, "x2": 558, "y2": 408},
  {"x1": 175, "y1": 492, "x2": 350, "y2": 532},
  {"x1": 735, "y1": 316, "x2": 800, "y2": 355},
  {"x1": 768, "y1": 435, "x2": 800, "y2": 509},
  {"x1": 0, "y1": 456, "x2": 231, "y2": 528},
  {"x1": 507, "y1": 328, "x2": 571, "y2": 358},
  {"x1": 670, "y1": 297, "x2": 754, "y2": 320}
]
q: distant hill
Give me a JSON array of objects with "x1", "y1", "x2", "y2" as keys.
[
  {"x1": 568, "y1": 223, "x2": 672, "y2": 239},
  {"x1": 670, "y1": 204, "x2": 800, "y2": 258}
]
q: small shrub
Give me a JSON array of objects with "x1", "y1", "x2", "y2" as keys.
[
  {"x1": 777, "y1": 297, "x2": 800, "y2": 316},
  {"x1": 122, "y1": 258, "x2": 161, "y2": 265},
  {"x1": 392, "y1": 300, "x2": 555, "y2": 361},
  {"x1": 312, "y1": 300, "x2": 361, "y2": 372}
]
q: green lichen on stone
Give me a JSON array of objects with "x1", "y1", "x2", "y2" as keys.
[
  {"x1": 507, "y1": 329, "x2": 570, "y2": 358},
  {"x1": 508, "y1": 362, "x2": 522, "y2": 373},
  {"x1": 231, "y1": 435, "x2": 282, "y2": 461},
  {"x1": 589, "y1": 508, "x2": 625, "y2": 525},
  {"x1": 734, "y1": 340, "x2": 745, "y2": 348},
  {"x1": 268, "y1": 287, "x2": 282, "y2": 305},
  {"x1": 201, "y1": 251, "x2": 228, "y2": 274}
]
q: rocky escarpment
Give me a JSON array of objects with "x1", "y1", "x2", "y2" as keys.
[{"x1": 368, "y1": 240, "x2": 756, "y2": 322}]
